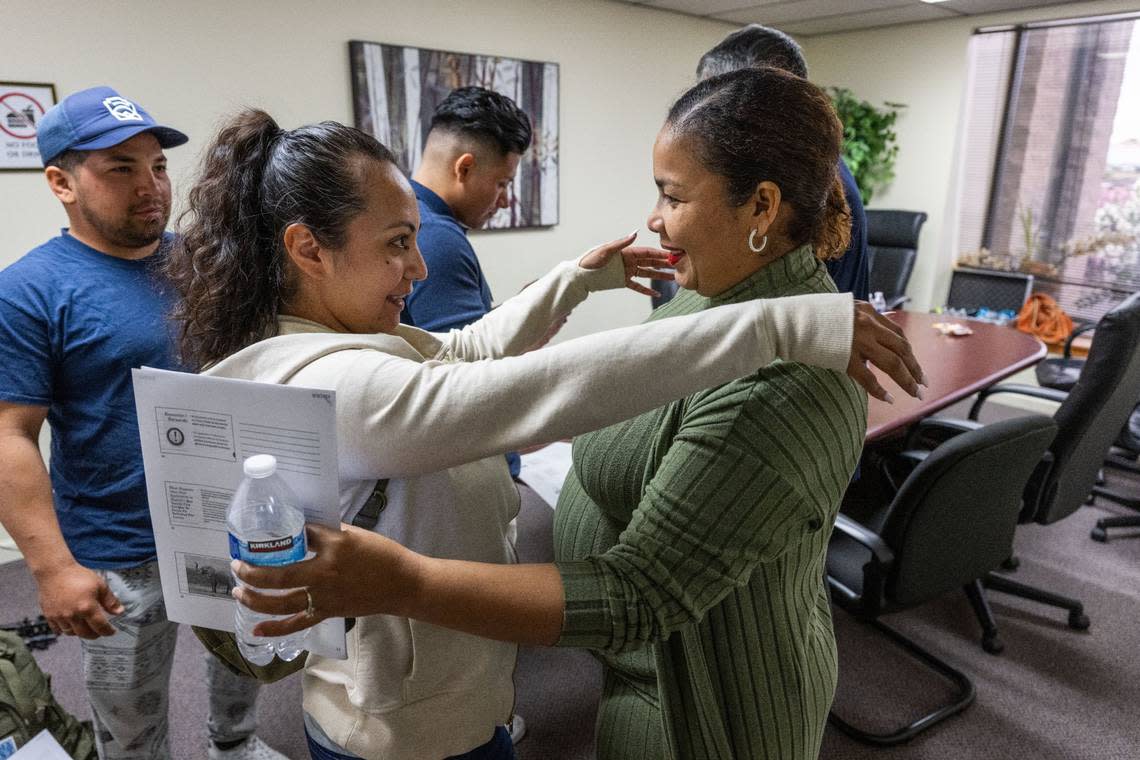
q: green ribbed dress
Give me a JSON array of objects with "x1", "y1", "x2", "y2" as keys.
[{"x1": 554, "y1": 245, "x2": 867, "y2": 760}]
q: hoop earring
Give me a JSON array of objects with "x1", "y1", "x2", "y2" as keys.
[{"x1": 748, "y1": 229, "x2": 768, "y2": 254}]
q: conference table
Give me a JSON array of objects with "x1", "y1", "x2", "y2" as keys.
[{"x1": 866, "y1": 311, "x2": 1047, "y2": 442}]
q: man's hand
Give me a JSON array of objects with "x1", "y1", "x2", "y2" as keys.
[
  {"x1": 847, "y1": 302, "x2": 927, "y2": 403},
  {"x1": 35, "y1": 562, "x2": 124, "y2": 639},
  {"x1": 578, "y1": 231, "x2": 674, "y2": 297}
]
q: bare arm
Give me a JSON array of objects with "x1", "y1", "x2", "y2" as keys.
[
  {"x1": 233, "y1": 523, "x2": 564, "y2": 645},
  {"x1": 0, "y1": 401, "x2": 122, "y2": 638}
]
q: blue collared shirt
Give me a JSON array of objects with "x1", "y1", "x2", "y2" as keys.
[
  {"x1": 401, "y1": 180, "x2": 494, "y2": 332},
  {"x1": 402, "y1": 180, "x2": 520, "y2": 478},
  {"x1": 826, "y1": 160, "x2": 870, "y2": 302}
]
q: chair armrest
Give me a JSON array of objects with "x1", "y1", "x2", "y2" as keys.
[
  {"x1": 1019, "y1": 450, "x2": 1056, "y2": 522},
  {"x1": 885, "y1": 295, "x2": 911, "y2": 311},
  {"x1": 880, "y1": 449, "x2": 929, "y2": 494},
  {"x1": 968, "y1": 384, "x2": 1067, "y2": 420},
  {"x1": 1062, "y1": 321, "x2": 1096, "y2": 359},
  {"x1": 905, "y1": 416, "x2": 984, "y2": 448},
  {"x1": 833, "y1": 514, "x2": 895, "y2": 566}
]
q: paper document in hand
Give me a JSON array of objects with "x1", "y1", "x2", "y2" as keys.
[
  {"x1": 518, "y1": 441, "x2": 574, "y2": 509},
  {"x1": 132, "y1": 367, "x2": 346, "y2": 658},
  {"x1": 6, "y1": 730, "x2": 71, "y2": 760}
]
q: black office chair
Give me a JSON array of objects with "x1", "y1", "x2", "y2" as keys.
[
  {"x1": 827, "y1": 416, "x2": 1057, "y2": 746},
  {"x1": 946, "y1": 267, "x2": 1034, "y2": 314},
  {"x1": 966, "y1": 291, "x2": 1140, "y2": 620},
  {"x1": 1090, "y1": 410, "x2": 1140, "y2": 540},
  {"x1": 1034, "y1": 321, "x2": 1095, "y2": 391},
  {"x1": 866, "y1": 210, "x2": 927, "y2": 310}
]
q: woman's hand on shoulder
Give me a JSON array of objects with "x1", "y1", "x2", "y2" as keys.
[
  {"x1": 847, "y1": 302, "x2": 927, "y2": 403},
  {"x1": 578, "y1": 231, "x2": 674, "y2": 297},
  {"x1": 231, "y1": 523, "x2": 417, "y2": 637}
]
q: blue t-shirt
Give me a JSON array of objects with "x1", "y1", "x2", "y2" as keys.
[
  {"x1": 0, "y1": 231, "x2": 185, "y2": 569},
  {"x1": 401, "y1": 181, "x2": 520, "y2": 478},
  {"x1": 826, "y1": 160, "x2": 870, "y2": 301}
]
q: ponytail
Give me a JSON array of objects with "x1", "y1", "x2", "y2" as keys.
[
  {"x1": 165, "y1": 109, "x2": 396, "y2": 368},
  {"x1": 812, "y1": 174, "x2": 851, "y2": 261},
  {"x1": 168, "y1": 110, "x2": 283, "y2": 369}
]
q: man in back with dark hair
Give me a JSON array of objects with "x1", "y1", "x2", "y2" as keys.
[
  {"x1": 697, "y1": 24, "x2": 870, "y2": 301},
  {"x1": 402, "y1": 86, "x2": 533, "y2": 480},
  {"x1": 399, "y1": 85, "x2": 531, "y2": 747},
  {"x1": 402, "y1": 86, "x2": 532, "y2": 333}
]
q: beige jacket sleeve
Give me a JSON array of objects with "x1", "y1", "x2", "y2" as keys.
[
  {"x1": 408, "y1": 255, "x2": 627, "y2": 362},
  {"x1": 290, "y1": 291, "x2": 854, "y2": 481}
]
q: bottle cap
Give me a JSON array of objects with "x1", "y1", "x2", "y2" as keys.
[{"x1": 243, "y1": 454, "x2": 277, "y2": 478}]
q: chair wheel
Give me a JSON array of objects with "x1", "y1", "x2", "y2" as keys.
[
  {"x1": 982, "y1": 635, "x2": 1004, "y2": 655},
  {"x1": 1091, "y1": 527, "x2": 1108, "y2": 543},
  {"x1": 1068, "y1": 611, "x2": 1090, "y2": 630}
]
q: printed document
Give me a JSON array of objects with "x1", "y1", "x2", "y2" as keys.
[
  {"x1": 518, "y1": 441, "x2": 574, "y2": 509},
  {"x1": 132, "y1": 367, "x2": 346, "y2": 658}
]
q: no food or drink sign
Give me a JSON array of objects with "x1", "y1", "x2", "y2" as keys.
[{"x1": 0, "y1": 82, "x2": 56, "y2": 171}]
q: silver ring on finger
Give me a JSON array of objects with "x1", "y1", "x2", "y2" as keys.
[{"x1": 304, "y1": 587, "x2": 316, "y2": 619}]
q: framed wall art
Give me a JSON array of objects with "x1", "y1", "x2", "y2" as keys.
[{"x1": 350, "y1": 41, "x2": 558, "y2": 229}]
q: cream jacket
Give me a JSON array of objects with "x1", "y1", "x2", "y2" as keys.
[{"x1": 205, "y1": 254, "x2": 853, "y2": 759}]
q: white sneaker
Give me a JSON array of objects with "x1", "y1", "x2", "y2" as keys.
[
  {"x1": 208, "y1": 735, "x2": 291, "y2": 760},
  {"x1": 508, "y1": 713, "x2": 527, "y2": 744}
]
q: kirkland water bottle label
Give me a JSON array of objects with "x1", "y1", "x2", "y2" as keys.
[{"x1": 228, "y1": 531, "x2": 306, "y2": 566}]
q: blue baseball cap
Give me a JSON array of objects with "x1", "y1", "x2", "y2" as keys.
[{"x1": 37, "y1": 86, "x2": 188, "y2": 166}]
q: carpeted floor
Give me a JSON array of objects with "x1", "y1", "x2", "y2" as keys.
[{"x1": 4, "y1": 404, "x2": 1140, "y2": 759}]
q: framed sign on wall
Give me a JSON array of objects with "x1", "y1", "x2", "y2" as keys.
[{"x1": 0, "y1": 81, "x2": 56, "y2": 171}]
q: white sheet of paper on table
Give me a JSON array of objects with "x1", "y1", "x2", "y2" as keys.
[
  {"x1": 518, "y1": 441, "x2": 574, "y2": 509},
  {"x1": 8, "y1": 730, "x2": 72, "y2": 760},
  {"x1": 131, "y1": 367, "x2": 347, "y2": 659}
]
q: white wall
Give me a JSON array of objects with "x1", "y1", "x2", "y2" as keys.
[
  {"x1": 800, "y1": 0, "x2": 1140, "y2": 312},
  {"x1": 0, "y1": 0, "x2": 734, "y2": 340},
  {"x1": 0, "y1": 0, "x2": 735, "y2": 557}
]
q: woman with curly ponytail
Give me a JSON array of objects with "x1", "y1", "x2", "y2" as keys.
[{"x1": 194, "y1": 80, "x2": 922, "y2": 760}]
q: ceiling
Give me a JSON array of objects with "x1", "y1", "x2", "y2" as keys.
[{"x1": 614, "y1": 0, "x2": 1083, "y2": 35}]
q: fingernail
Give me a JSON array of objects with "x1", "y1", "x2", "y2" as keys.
[
  {"x1": 230, "y1": 559, "x2": 240, "y2": 574},
  {"x1": 915, "y1": 386, "x2": 924, "y2": 400},
  {"x1": 884, "y1": 392, "x2": 895, "y2": 404},
  {"x1": 231, "y1": 588, "x2": 241, "y2": 601},
  {"x1": 629, "y1": 229, "x2": 639, "y2": 237}
]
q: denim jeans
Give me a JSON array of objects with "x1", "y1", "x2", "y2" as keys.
[
  {"x1": 79, "y1": 561, "x2": 261, "y2": 759},
  {"x1": 304, "y1": 716, "x2": 515, "y2": 760}
]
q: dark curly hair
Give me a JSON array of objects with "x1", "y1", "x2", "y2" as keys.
[
  {"x1": 666, "y1": 67, "x2": 850, "y2": 259},
  {"x1": 429, "y1": 86, "x2": 532, "y2": 156},
  {"x1": 164, "y1": 109, "x2": 396, "y2": 368}
]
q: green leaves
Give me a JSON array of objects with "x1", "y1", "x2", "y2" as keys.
[{"x1": 828, "y1": 87, "x2": 905, "y2": 205}]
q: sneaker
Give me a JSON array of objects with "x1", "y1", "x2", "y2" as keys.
[
  {"x1": 208, "y1": 735, "x2": 290, "y2": 760},
  {"x1": 508, "y1": 713, "x2": 527, "y2": 744}
]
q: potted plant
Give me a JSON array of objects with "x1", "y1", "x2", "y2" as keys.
[{"x1": 828, "y1": 87, "x2": 904, "y2": 205}]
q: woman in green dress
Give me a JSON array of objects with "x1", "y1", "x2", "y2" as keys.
[{"x1": 233, "y1": 66, "x2": 918, "y2": 760}]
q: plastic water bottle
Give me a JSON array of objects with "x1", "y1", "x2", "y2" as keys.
[
  {"x1": 869, "y1": 291, "x2": 888, "y2": 313},
  {"x1": 227, "y1": 454, "x2": 308, "y2": 665}
]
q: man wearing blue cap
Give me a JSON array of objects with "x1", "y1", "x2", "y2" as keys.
[{"x1": 0, "y1": 87, "x2": 285, "y2": 760}]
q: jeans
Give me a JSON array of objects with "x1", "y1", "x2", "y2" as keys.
[
  {"x1": 304, "y1": 717, "x2": 516, "y2": 760},
  {"x1": 79, "y1": 561, "x2": 261, "y2": 759}
]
